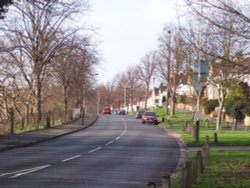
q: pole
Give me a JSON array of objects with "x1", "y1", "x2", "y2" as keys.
[{"x1": 195, "y1": 0, "x2": 204, "y2": 141}]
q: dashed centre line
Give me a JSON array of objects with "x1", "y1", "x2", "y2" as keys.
[
  {"x1": 0, "y1": 117, "x2": 128, "y2": 179},
  {"x1": 62, "y1": 155, "x2": 82, "y2": 162},
  {"x1": 88, "y1": 147, "x2": 102, "y2": 154}
]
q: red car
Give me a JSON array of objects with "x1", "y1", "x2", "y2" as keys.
[
  {"x1": 141, "y1": 111, "x2": 158, "y2": 125},
  {"x1": 102, "y1": 107, "x2": 111, "y2": 115}
]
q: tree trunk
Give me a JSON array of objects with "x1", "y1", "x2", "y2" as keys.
[
  {"x1": 170, "y1": 95, "x2": 175, "y2": 117},
  {"x1": 35, "y1": 78, "x2": 43, "y2": 125},
  {"x1": 165, "y1": 88, "x2": 170, "y2": 115},
  {"x1": 216, "y1": 88, "x2": 226, "y2": 131},
  {"x1": 216, "y1": 100, "x2": 224, "y2": 131},
  {"x1": 144, "y1": 85, "x2": 149, "y2": 110},
  {"x1": 63, "y1": 85, "x2": 68, "y2": 117},
  {"x1": 233, "y1": 119, "x2": 238, "y2": 131}
]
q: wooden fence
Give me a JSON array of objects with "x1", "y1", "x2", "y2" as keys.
[
  {"x1": 0, "y1": 110, "x2": 79, "y2": 135},
  {"x1": 147, "y1": 136, "x2": 210, "y2": 188}
]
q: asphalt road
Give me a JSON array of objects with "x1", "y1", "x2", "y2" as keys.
[{"x1": 0, "y1": 115, "x2": 180, "y2": 188}]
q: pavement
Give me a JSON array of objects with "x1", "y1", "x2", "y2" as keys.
[{"x1": 0, "y1": 115, "x2": 98, "y2": 152}]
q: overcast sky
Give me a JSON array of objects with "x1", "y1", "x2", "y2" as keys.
[{"x1": 88, "y1": 0, "x2": 182, "y2": 84}]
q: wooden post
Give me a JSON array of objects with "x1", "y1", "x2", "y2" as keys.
[
  {"x1": 196, "y1": 151, "x2": 203, "y2": 176},
  {"x1": 147, "y1": 182, "x2": 156, "y2": 188},
  {"x1": 181, "y1": 161, "x2": 192, "y2": 188},
  {"x1": 162, "y1": 174, "x2": 171, "y2": 188},
  {"x1": 205, "y1": 135, "x2": 210, "y2": 159},
  {"x1": 192, "y1": 159, "x2": 197, "y2": 183},
  {"x1": 205, "y1": 119, "x2": 209, "y2": 128},
  {"x1": 214, "y1": 133, "x2": 218, "y2": 144},
  {"x1": 202, "y1": 147, "x2": 208, "y2": 167},
  {"x1": 195, "y1": 120, "x2": 200, "y2": 142},
  {"x1": 205, "y1": 136, "x2": 209, "y2": 147}
]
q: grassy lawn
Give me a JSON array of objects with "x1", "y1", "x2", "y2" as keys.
[
  {"x1": 175, "y1": 130, "x2": 250, "y2": 147},
  {"x1": 189, "y1": 151, "x2": 250, "y2": 188},
  {"x1": 154, "y1": 108, "x2": 250, "y2": 147},
  {"x1": 154, "y1": 108, "x2": 250, "y2": 188},
  {"x1": 154, "y1": 108, "x2": 216, "y2": 129},
  {"x1": 172, "y1": 151, "x2": 250, "y2": 188}
]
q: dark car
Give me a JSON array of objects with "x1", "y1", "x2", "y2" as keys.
[
  {"x1": 135, "y1": 110, "x2": 145, "y2": 119},
  {"x1": 141, "y1": 111, "x2": 158, "y2": 125},
  {"x1": 119, "y1": 109, "x2": 126, "y2": 115},
  {"x1": 102, "y1": 107, "x2": 111, "y2": 115}
]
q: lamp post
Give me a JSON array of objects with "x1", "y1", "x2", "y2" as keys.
[
  {"x1": 193, "y1": 0, "x2": 207, "y2": 142},
  {"x1": 166, "y1": 30, "x2": 171, "y2": 115},
  {"x1": 193, "y1": 60, "x2": 208, "y2": 142}
]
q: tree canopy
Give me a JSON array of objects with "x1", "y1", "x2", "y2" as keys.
[{"x1": 0, "y1": 0, "x2": 12, "y2": 18}]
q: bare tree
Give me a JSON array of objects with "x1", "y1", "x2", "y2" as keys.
[
  {"x1": 0, "y1": 0, "x2": 88, "y2": 124},
  {"x1": 183, "y1": 0, "x2": 248, "y2": 129},
  {"x1": 184, "y1": 0, "x2": 250, "y2": 74},
  {"x1": 53, "y1": 36, "x2": 99, "y2": 117},
  {"x1": 123, "y1": 67, "x2": 140, "y2": 112},
  {"x1": 136, "y1": 51, "x2": 157, "y2": 110},
  {"x1": 0, "y1": 0, "x2": 12, "y2": 18},
  {"x1": 96, "y1": 82, "x2": 115, "y2": 109},
  {"x1": 157, "y1": 25, "x2": 190, "y2": 117}
]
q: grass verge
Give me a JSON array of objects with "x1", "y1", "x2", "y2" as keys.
[
  {"x1": 191, "y1": 151, "x2": 250, "y2": 188},
  {"x1": 172, "y1": 151, "x2": 250, "y2": 188},
  {"x1": 175, "y1": 130, "x2": 250, "y2": 147}
]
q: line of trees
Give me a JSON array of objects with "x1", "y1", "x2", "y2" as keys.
[
  {"x1": 0, "y1": 0, "x2": 99, "y2": 128},
  {"x1": 97, "y1": 0, "x2": 250, "y2": 130}
]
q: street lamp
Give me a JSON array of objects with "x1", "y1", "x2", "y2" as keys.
[{"x1": 193, "y1": 60, "x2": 208, "y2": 142}]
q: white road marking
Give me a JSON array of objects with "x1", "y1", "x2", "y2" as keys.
[
  {"x1": 8, "y1": 165, "x2": 51, "y2": 179},
  {"x1": 88, "y1": 147, "x2": 102, "y2": 154},
  {"x1": 104, "y1": 117, "x2": 128, "y2": 147},
  {"x1": 105, "y1": 141, "x2": 114, "y2": 146},
  {"x1": 62, "y1": 155, "x2": 82, "y2": 162},
  {"x1": 1, "y1": 117, "x2": 129, "y2": 179}
]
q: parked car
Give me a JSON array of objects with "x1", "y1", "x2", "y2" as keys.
[
  {"x1": 102, "y1": 107, "x2": 111, "y2": 115},
  {"x1": 119, "y1": 109, "x2": 126, "y2": 115},
  {"x1": 113, "y1": 109, "x2": 121, "y2": 115},
  {"x1": 141, "y1": 111, "x2": 158, "y2": 125},
  {"x1": 135, "y1": 110, "x2": 145, "y2": 119}
]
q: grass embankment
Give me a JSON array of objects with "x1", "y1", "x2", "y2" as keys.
[
  {"x1": 154, "y1": 108, "x2": 250, "y2": 188},
  {"x1": 154, "y1": 108, "x2": 250, "y2": 147},
  {"x1": 185, "y1": 151, "x2": 250, "y2": 188}
]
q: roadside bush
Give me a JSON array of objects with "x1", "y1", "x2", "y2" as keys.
[
  {"x1": 243, "y1": 102, "x2": 250, "y2": 116},
  {"x1": 224, "y1": 96, "x2": 243, "y2": 115},
  {"x1": 203, "y1": 99, "x2": 219, "y2": 114},
  {"x1": 230, "y1": 100, "x2": 245, "y2": 120},
  {"x1": 176, "y1": 95, "x2": 186, "y2": 104}
]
